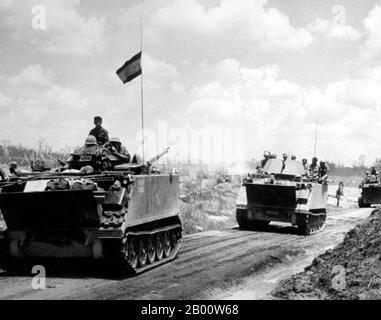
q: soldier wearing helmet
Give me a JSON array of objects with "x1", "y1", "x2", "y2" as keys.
[
  {"x1": 309, "y1": 157, "x2": 319, "y2": 177},
  {"x1": 302, "y1": 158, "x2": 309, "y2": 175},
  {"x1": 318, "y1": 160, "x2": 329, "y2": 183},
  {"x1": 9, "y1": 161, "x2": 18, "y2": 176},
  {"x1": 0, "y1": 166, "x2": 6, "y2": 180},
  {"x1": 7, "y1": 161, "x2": 29, "y2": 177},
  {"x1": 259, "y1": 151, "x2": 270, "y2": 169},
  {"x1": 89, "y1": 116, "x2": 109, "y2": 145},
  {"x1": 73, "y1": 135, "x2": 103, "y2": 158},
  {"x1": 302, "y1": 158, "x2": 308, "y2": 169},
  {"x1": 108, "y1": 137, "x2": 131, "y2": 163},
  {"x1": 66, "y1": 135, "x2": 103, "y2": 171},
  {"x1": 281, "y1": 153, "x2": 288, "y2": 171}
]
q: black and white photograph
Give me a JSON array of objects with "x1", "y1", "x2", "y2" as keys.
[{"x1": 0, "y1": 0, "x2": 381, "y2": 307}]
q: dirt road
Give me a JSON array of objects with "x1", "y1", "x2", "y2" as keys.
[{"x1": 0, "y1": 207, "x2": 373, "y2": 300}]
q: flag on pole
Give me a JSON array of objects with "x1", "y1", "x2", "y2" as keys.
[{"x1": 116, "y1": 52, "x2": 142, "y2": 84}]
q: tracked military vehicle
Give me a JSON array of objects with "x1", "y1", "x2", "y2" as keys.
[
  {"x1": 0, "y1": 146, "x2": 182, "y2": 274},
  {"x1": 236, "y1": 158, "x2": 328, "y2": 235},
  {"x1": 358, "y1": 172, "x2": 381, "y2": 208}
]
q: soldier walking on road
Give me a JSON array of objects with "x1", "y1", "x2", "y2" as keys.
[{"x1": 336, "y1": 181, "x2": 344, "y2": 207}]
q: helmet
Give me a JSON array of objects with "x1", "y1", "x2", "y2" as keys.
[
  {"x1": 263, "y1": 151, "x2": 270, "y2": 157},
  {"x1": 80, "y1": 165, "x2": 94, "y2": 174},
  {"x1": 291, "y1": 155, "x2": 296, "y2": 160},
  {"x1": 85, "y1": 135, "x2": 97, "y2": 145},
  {"x1": 9, "y1": 161, "x2": 17, "y2": 168},
  {"x1": 110, "y1": 137, "x2": 121, "y2": 144},
  {"x1": 302, "y1": 158, "x2": 307, "y2": 163},
  {"x1": 312, "y1": 157, "x2": 318, "y2": 162},
  {"x1": 283, "y1": 153, "x2": 288, "y2": 158}
]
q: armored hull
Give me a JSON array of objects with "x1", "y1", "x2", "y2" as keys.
[
  {"x1": 236, "y1": 159, "x2": 328, "y2": 235},
  {"x1": 0, "y1": 166, "x2": 182, "y2": 274},
  {"x1": 358, "y1": 181, "x2": 381, "y2": 207}
]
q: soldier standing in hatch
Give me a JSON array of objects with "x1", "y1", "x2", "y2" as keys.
[
  {"x1": 260, "y1": 151, "x2": 270, "y2": 168},
  {"x1": 309, "y1": 157, "x2": 319, "y2": 178},
  {"x1": 89, "y1": 116, "x2": 109, "y2": 145},
  {"x1": 281, "y1": 153, "x2": 288, "y2": 171},
  {"x1": 302, "y1": 158, "x2": 308, "y2": 170},
  {"x1": 66, "y1": 135, "x2": 103, "y2": 170},
  {"x1": 318, "y1": 160, "x2": 329, "y2": 183},
  {"x1": 108, "y1": 137, "x2": 131, "y2": 164},
  {"x1": 0, "y1": 165, "x2": 7, "y2": 180}
]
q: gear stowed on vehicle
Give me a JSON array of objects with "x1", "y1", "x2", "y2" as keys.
[
  {"x1": 358, "y1": 171, "x2": 381, "y2": 208},
  {"x1": 0, "y1": 147, "x2": 182, "y2": 275},
  {"x1": 236, "y1": 158, "x2": 328, "y2": 235}
]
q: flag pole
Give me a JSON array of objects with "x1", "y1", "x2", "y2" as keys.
[
  {"x1": 313, "y1": 104, "x2": 319, "y2": 158},
  {"x1": 140, "y1": 14, "x2": 145, "y2": 163}
]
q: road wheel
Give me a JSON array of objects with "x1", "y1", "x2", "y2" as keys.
[
  {"x1": 155, "y1": 233, "x2": 164, "y2": 261},
  {"x1": 171, "y1": 230, "x2": 179, "y2": 248},
  {"x1": 138, "y1": 237, "x2": 147, "y2": 267},
  {"x1": 147, "y1": 235, "x2": 156, "y2": 264},
  {"x1": 127, "y1": 238, "x2": 138, "y2": 269},
  {"x1": 163, "y1": 231, "x2": 171, "y2": 258}
]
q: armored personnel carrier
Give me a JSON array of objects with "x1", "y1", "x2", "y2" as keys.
[
  {"x1": 236, "y1": 158, "x2": 328, "y2": 235},
  {"x1": 358, "y1": 172, "x2": 381, "y2": 208},
  {"x1": 0, "y1": 146, "x2": 182, "y2": 274}
]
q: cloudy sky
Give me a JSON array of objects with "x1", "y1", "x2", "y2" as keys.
[{"x1": 1, "y1": 0, "x2": 381, "y2": 165}]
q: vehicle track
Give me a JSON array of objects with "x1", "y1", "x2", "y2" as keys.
[{"x1": 0, "y1": 207, "x2": 373, "y2": 300}]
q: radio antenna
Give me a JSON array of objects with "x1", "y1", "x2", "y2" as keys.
[{"x1": 313, "y1": 104, "x2": 320, "y2": 157}]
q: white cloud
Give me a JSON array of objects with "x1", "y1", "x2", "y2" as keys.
[
  {"x1": 0, "y1": 0, "x2": 14, "y2": 9},
  {"x1": 1, "y1": 0, "x2": 106, "y2": 57},
  {"x1": 188, "y1": 59, "x2": 303, "y2": 122},
  {"x1": 137, "y1": 54, "x2": 179, "y2": 92},
  {"x1": 363, "y1": 5, "x2": 381, "y2": 58},
  {"x1": 326, "y1": 78, "x2": 381, "y2": 110},
  {"x1": 143, "y1": 54, "x2": 179, "y2": 79},
  {"x1": 152, "y1": 0, "x2": 314, "y2": 50},
  {"x1": 185, "y1": 59, "x2": 381, "y2": 164},
  {"x1": 0, "y1": 84, "x2": 90, "y2": 147},
  {"x1": 8, "y1": 64, "x2": 52, "y2": 86},
  {"x1": 0, "y1": 91, "x2": 13, "y2": 107},
  {"x1": 171, "y1": 81, "x2": 186, "y2": 94},
  {"x1": 308, "y1": 18, "x2": 361, "y2": 42}
]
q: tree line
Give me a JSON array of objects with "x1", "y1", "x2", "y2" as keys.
[{"x1": 0, "y1": 143, "x2": 376, "y2": 178}]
